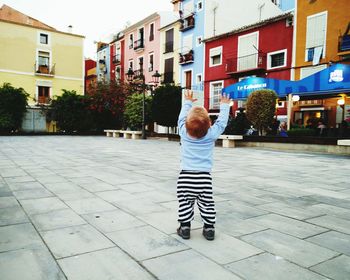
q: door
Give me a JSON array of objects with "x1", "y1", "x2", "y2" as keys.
[
  {"x1": 185, "y1": 71, "x2": 192, "y2": 89},
  {"x1": 164, "y1": 58, "x2": 174, "y2": 83}
]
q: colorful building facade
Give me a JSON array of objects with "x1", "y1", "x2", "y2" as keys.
[
  {"x1": 204, "y1": 13, "x2": 294, "y2": 118},
  {"x1": 0, "y1": 5, "x2": 84, "y2": 132}
]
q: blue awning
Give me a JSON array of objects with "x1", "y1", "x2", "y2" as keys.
[{"x1": 222, "y1": 63, "x2": 350, "y2": 100}]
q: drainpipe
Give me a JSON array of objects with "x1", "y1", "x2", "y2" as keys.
[{"x1": 287, "y1": 93, "x2": 292, "y2": 130}]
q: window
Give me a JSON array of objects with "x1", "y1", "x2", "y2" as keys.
[
  {"x1": 165, "y1": 29, "x2": 174, "y2": 53},
  {"x1": 129, "y1": 33, "x2": 134, "y2": 49},
  {"x1": 276, "y1": 101, "x2": 285, "y2": 108},
  {"x1": 149, "y1": 23, "x2": 154, "y2": 41},
  {"x1": 238, "y1": 32, "x2": 259, "y2": 71},
  {"x1": 196, "y1": 36, "x2": 203, "y2": 47},
  {"x1": 149, "y1": 53, "x2": 154, "y2": 72},
  {"x1": 164, "y1": 58, "x2": 174, "y2": 83},
  {"x1": 138, "y1": 57, "x2": 144, "y2": 71},
  {"x1": 209, "y1": 81, "x2": 223, "y2": 109},
  {"x1": 209, "y1": 47, "x2": 222, "y2": 67},
  {"x1": 267, "y1": 49, "x2": 287, "y2": 69},
  {"x1": 38, "y1": 51, "x2": 49, "y2": 66},
  {"x1": 128, "y1": 60, "x2": 133, "y2": 70},
  {"x1": 38, "y1": 86, "x2": 50, "y2": 104},
  {"x1": 197, "y1": 1, "x2": 203, "y2": 11},
  {"x1": 196, "y1": 74, "x2": 203, "y2": 90},
  {"x1": 40, "y1": 33, "x2": 48, "y2": 44},
  {"x1": 115, "y1": 66, "x2": 121, "y2": 80},
  {"x1": 305, "y1": 12, "x2": 327, "y2": 61}
]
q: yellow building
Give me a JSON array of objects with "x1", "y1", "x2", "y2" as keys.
[
  {"x1": 291, "y1": 0, "x2": 350, "y2": 129},
  {"x1": 0, "y1": 5, "x2": 84, "y2": 131}
]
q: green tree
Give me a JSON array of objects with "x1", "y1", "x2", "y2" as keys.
[
  {"x1": 0, "y1": 83, "x2": 29, "y2": 133},
  {"x1": 48, "y1": 89, "x2": 93, "y2": 132},
  {"x1": 123, "y1": 93, "x2": 152, "y2": 130},
  {"x1": 151, "y1": 84, "x2": 182, "y2": 129},
  {"x1": 246, "y1": 89, "x2": 277, "y2": 135}
]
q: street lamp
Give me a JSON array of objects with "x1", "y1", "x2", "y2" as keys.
[{"x1": 126, "y1": 68, "x2": 161, "y2": 139}]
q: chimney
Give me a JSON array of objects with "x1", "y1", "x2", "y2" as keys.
[{"x1": 67, "y1": 25, "x2": 73, "y2": 33}]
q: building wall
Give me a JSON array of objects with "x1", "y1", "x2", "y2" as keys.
[
  {"x1": 0, "y1": 20, "x2": 84, "y2": 105},
  {"x1": 124, "y1": 14, "x2": 161, "y2": 85},
  {"x1": 294, "y1": 0, "x2": 350, "y2": 79}
]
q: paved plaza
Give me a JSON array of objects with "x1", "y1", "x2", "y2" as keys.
[{"x1": 0, "y1": 136, "x2": 350, "y2": 280}]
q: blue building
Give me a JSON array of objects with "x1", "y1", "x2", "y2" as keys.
[{"x1": 96, "y1": 42, "x2": 110, "y2": 83}]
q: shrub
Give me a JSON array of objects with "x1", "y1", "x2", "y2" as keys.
[
  {"x1": 0, "y1": 83, "x2": 29, "y2": 132},
  {"x1": 287, "y1": 128, "x2": 317, "y2": 137},
  {"x1": 246, "y1": 89, "x2": 278, "y2": 135},
  {"x1": 123, "y1": 93, "x2": 152, "y2": 130}
]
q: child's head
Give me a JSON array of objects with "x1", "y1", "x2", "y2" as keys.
[{"x1": 186, "y1": 106, "x2": 211, "y2": 138}]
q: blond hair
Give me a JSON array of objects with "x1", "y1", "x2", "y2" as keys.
[{"x1": 186, "y1": 107, "x2": 211, "y2": 138}]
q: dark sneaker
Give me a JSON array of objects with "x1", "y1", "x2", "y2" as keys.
[
  {"x1": 202, "y1": 227, "x2": 215, "y2": 241},
  {"x1": 177, "y1": 226, "x2": 190, "y2": 239}
]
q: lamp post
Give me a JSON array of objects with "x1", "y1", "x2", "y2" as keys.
[{"x1": 126, "y1": 69, "x2": 161, "y2": 139}]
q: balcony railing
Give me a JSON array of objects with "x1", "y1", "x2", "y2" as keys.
[
  {"x1": 134, "y1": 39, "x2": 144, "y2": 51},
  {"x1": 338, "y1": 35, "x2": 350, "y2": 52},
  {"x1": 34, "y1": 63, "x2": 55, "y2": 76},
  {"x1": 37, "y1": 96, "x2": 51, "y2": 105},
  {"x1": 225, "y1": 53, "x2": 266, "y2": 75},
  {"x1": 162, "y1": 72, "x2": 174, "y2": 84},
  {"x1": 112, "y1": 54, "x2": 121, "y2": 64},
  {"x1": 164, "y1": 41, "x2": 174, "y2": 53},
  {"x1": 180, "y1": 14, "x2": 195, "y2": 32},
  {"x1": 179, "y1": 50, "x2": 194, "y2": 65}
]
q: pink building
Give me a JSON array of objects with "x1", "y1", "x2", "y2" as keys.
[{"x1": 123, "y1": 13, "x2": 161, "y2": 85}]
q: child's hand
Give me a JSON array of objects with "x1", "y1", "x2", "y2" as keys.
[
  {"x1": 184, "y1": 90, "x2": 198, "y2": 102},
  {"x1": 220, "y1": 93, "x2": 231, "y2": 104}
]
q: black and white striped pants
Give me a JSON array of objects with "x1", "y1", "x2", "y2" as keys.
[{"x1": 177, "y1": 170, "x2": 216, "y2": 225}]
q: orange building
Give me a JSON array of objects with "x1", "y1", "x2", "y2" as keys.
[{"x1": 291, "y1": 0, "x2": 350, "y2": 131}]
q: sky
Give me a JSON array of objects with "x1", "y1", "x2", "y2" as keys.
[{"x1": 0, "y1": 0, "x2": 174, "y2": 59}]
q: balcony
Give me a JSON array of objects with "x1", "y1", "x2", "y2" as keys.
[
  {"x1": 162, "y1": 72, "x2": 174, "y2": 84},
  {"x1": 35, "y1": 63, "x2": 55, "y2": 76},
  {"x1": 37, "y1": 96, "x2": 50, "y2": 105},
  {"x1": 338, "y1": 35, "x2": 350, "y2": 56},
  {"x1": 180, "y1": 14, "x2": 195, "y2": 32},
  {"x1": 179, "y1": 50, "x2": 194, "y2": 65},
  {"x1": 164, "y1": 41, "x2": 174, "y2": 54},
  {"x1": 112, "y1": 54, "x2": 121, "y2": 64},
  {"x1": 134, "y1": 39, "x2": 144, "y2": 51},
  {"x1": 225, "y1": 53, "x2": 266, "y2": 76}
]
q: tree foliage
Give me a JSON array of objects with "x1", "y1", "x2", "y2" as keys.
[
  {"x1": 48, "y1": 89, "x2": 92, "y2": 132},
  {"x1": 246, "y1": 89, "x2": 277, "y2": 135},
  {"x1": 123, "y1": 93, "x2": 152, "y2": 130},
  {"x1": 87, "y1": 81, "x2": 130, "y2": 130},
  {"x1": 151, "y1": 84, "x2": 182, "y2": 127},
  {"x1": 0, "y1": 83, "x2": 29, "y2": 132}
]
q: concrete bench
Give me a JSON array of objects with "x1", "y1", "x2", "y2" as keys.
[
  {"x1": 337, "y1": 139, "x2": 350, "y2": 146},
  {"x1": 120, "y1": 130, "x2": 142, "y2": 139},
  {"x1": 218, "y1": 135, "x2": 243, "y2": 148},
  {"x1": 104, "y1": 129, "x2": 121, "y2": 137}
]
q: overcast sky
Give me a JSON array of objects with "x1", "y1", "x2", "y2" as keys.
[{"x1": 1, "y1": 0, "x2": 173, "y2": 59}]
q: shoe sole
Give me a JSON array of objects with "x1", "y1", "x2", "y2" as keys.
[{"x1": 177, "y1": 229, "x2": 190, "y2": 239}]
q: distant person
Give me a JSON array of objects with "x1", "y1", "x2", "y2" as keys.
[
  {"x1": 317, "y1": 120, "x2": 326, "y2": 136},
  {"x1": 176, "y1": 90, "x2": 230, "y2": 241},
  {"x1": 278, "y1": 121, "x2": 288, "y2": 137}
]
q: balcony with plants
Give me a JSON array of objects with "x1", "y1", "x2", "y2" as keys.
[
  {"x1": 34, "y1": 62, "x2": 55, "y2": 76},
  {"x1": 179, "y1": 13, "x2": 195, "y2": 32}
]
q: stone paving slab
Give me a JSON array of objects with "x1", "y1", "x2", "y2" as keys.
[
  {"x1": 225, "y1": 253, "x2": 329, "y2": 280},
  {"x1": 310, "y1": 255, "x2": 350, "y2": 280},
  {"x1": 20, "y1": 197, "x2": 68, "y2": 215},
  {"x1": 107, "y1": 225, "x2": 188, "y2": 261},
  {"x1": 0, "y1": 205, "x2": 29, "y2": 226},
  {"x1": 142, "y1": 249, "x2": 242, "y2": 280},
  {"x1": 306, "y1": 231, "x2": 350, "y2": 256},
  {"x1": 241, "y1": 229, "x2": 339, "y2": 267},
  {"x1": 64, "y1": 197, "x2": 116, "y2": 215},
  {"x1": 306, "y1": 215, "x2": 350, "y2": 234},
  {"x1": 58, "y1": 247, "x2": 154, "y2": 280}
]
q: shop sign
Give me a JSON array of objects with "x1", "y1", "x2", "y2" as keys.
[{"x1": 329, "y1": 69, "x2": 344, "y2": 83}]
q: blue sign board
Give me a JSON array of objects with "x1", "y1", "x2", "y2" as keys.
[{"x1": 222, "y1": 63, "x2": 350, "y2": 100}]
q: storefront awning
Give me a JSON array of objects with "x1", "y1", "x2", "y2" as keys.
[{"x1": 222, "y1": 63, "x2": 350, "y2": 100}]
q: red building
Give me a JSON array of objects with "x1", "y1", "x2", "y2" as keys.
[
  {"x1": 110, "y1": 32, "x2": 125, "y2": 83},
  {"x1": 204, "y1": 13, "x2": 294, "y2": 118},
  {"x1": 84, "y1": 59, "x2": 96, "y2": 94}
]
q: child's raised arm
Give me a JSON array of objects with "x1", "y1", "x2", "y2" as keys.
[
  {"x1": 177, "y1": 90, "x2": 197, "y2": 136},
  {"x1": 209, "y1": 93, "x2": 231, "y2": 139}
]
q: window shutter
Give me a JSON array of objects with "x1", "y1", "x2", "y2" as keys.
[
  {"x1": 306, "y1": 13, "x2": 326, "y2": 48},
  {"x1": 183, "y1": 0, "x2": 194, "y2": 17},
  {"x1": 183, "y1": 35, "x2": 193, "y2": 53},
  {"x1": 210, "y1": 47, "x2": 221, "y2": 57}
]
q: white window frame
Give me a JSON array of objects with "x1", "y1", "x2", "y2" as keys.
[
  {"x1": 304, "y1": 11, "x2": 327, "y2": 61},
  {"x1": 267, "y1": 49, "x2": 287, "y2": 70},
  {"x1": 129, "y1": 33, "x2": 134, "y2": 49},
  {"x1": 209, "y1": 46, "x2": 223, "y2": 67},
  {"x1": 37, "y1": 31, "x2": 50, "y2": 46},
  {"x1": 36, "y1": 49, "x2": 52, "y2": 70},
  {"x1": 209, "y1": 80, "x2": 223, "y2": 110},
  {"x1": 196, "y1": 36, "x2": 203, "y2": 47},
  {"x1": 148, "y1": 52, "x2": 154, "y2": 72},
  {"x1": 197, "y1": 1, "x2": 203, "y2": 12}
]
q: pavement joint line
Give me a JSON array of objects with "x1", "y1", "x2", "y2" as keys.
[{"x1": 307, "y1": 252, "x2": 343, "y2": 269}]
